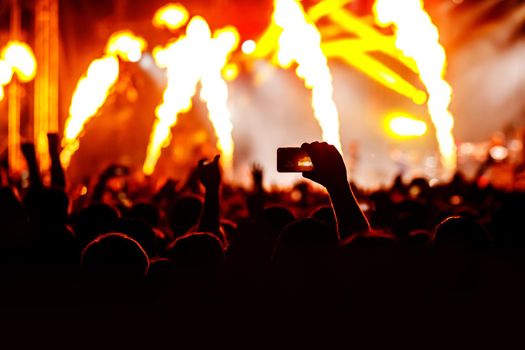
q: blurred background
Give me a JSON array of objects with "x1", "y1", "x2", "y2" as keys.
[{"x1": 0, "y1": 0, "x2": 524, "y2": 188}]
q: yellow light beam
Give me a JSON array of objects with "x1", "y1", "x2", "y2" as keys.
[
  {"x1": 251, "y1": 22, "x2": 283, "y2": 59},
  {"x1": 387, "y1": 114, "x2": 427, "y2": 138},
  {"x1": 328, "y1": 9, "x2": 419, "y2": 74},
  {"x1": 307, "y1": 0, "x2": 355, "y2": 22},
  {"x1": 323, "y1": 41, "x2": 426, "y2": 104}
]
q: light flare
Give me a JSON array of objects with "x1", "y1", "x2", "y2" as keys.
[
  {"x1": 374, "y1": 0, "x2": 457, "y2": 175},
  {"x1": 61, "y1": 31, "x2": 146, "y2": 167},
  {"x1": 241, "y1": 40, "x2": 256, "y2": 55},
  {"x1": 1, "y1": 41, "x2": 37, "y2": 82},
  {"x1": 153, "y1": 3, "x2": 189, "y2": 31},
  {"x1": 273, "y1": 0, "x2": 343, "y2": 152},
  {"x1": 388, "y1": 115, "x2": 427, "y2": 137},
  {"x1": 106, "y1": 31, "x2": 147, "y2": 63}
]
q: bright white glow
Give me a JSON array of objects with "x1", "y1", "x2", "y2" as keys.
[
  {"x1": 241, "y1": 40, "x2": 256, "y2": 54},
  {"x1": 489, "y1": 145, "x2": 508, "y2": 161},
  {"x1": 388, "y1": 115, "x2": 427, "y2": 137},
  {"x1": 143, "y1": 17, "x2": 239, "y2": 175},
  {"x1": 374, "y1": 0, "x2": 457, "y2": 175},
  {"x1": 273, "y1": 0, "x2": 343, "y2": 153},
  {"x1": 2, "y1": 41, "x2": 37, "y2": 82}
]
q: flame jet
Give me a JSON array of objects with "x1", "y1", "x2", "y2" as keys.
[
  {"x1": 199, "y1": 28, "x2": 239, "y2": 174},
  {"x1": 143, "y1": 17, "x2": 238, "y2": 176},
  {"x1": 273, "y1": 0, "x2": 343, "y2": 153},
  {"x1": 2, "y1": 41, "x2": 37, "y2": 83},
  {"x1": 374, "y1": 0, "x2": 457, "y2": 176},
  {"x1": 61, "y1": 31, "x2": 146, "y2": 167}
]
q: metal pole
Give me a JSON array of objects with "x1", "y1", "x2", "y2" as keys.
[
  {"x1": 7, "y1": 0, "x2": 21, "y2": 176},
  {"x1": 35, "y1": 0, "x2": 59, "y2": 174}
]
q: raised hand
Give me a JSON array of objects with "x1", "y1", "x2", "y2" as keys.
[
  {"x1": 47, "y1": 133, "x2": 61, "y2": 159},
  {"x1": 301, "y1": 142, "x2": 348, "y2": 191},
  {"x1": 198, "y1": 155, "x2": 221, "y2": 192},
  {"x1": 197, "y1": 155, "x2": 221, "y2": 235},
  {"x1": 251, "y1": 163, "x2": 264, "y2": 190},
  {"x1": 47, "y1": 133, "x2": 66, "y2": 189},
  {"x1": 21, "y1": 142, "x2": 43, "y2": 189}
]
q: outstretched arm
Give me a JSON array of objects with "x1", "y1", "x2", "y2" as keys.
[
  {"x1": 197, "y1": 155, "x2": 221, "y2": 235},
  {"x1": 301, "y1": 142, "x2": 370, "y2": 240},
  {"x1": 21, "y1": 142, "x2": 43, "y2": 190},
  {"x1": 47, "y1": 133, "x2": 66, "y2": 190}
]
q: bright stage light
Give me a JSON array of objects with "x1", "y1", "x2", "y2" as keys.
[
  {"x1": 241, "y1": 40, "x2": 256, "y2": 55},
  {"x1": 153, "y1": 3, "x2": 189, "y2": 31},
  {"x1": 388, "y1": 114, "x2": 428, "y2": 138},
  {"x1": 489, "y1": 145, "x2": 509, "y2": 161},
  {"x1": 222, "y1": 63, "x2": 239, "y2": 81}
]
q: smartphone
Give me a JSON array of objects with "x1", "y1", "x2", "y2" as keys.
[{"x1": 277, "y1": 147, "x2": 314, "y2": 172}]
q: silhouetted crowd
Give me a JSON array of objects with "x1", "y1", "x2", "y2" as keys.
[{"x1": 1, "y1": 137, "x2": 524, "y2": 345}]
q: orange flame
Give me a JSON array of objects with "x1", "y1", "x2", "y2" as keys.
[
  {"x1": 0, "y1": 60, "x2": 13, "y2": 101},
  {"x1": 374, "y1": 0, "x2": 456, "y2": 175},
  {"x1": 106, "y1": 31, "x2": 147, "y2": 63},
  {"x1": 143, "y1": 17, "x2": 238, "y2": 175},
  {"x1": 273, "y1": 0, "x2": 343, "y2": 153},
  {"x1": 199, "y1": 27, "x2": 239, "y2": 174},
  {"x1": 61, "y1": 31, "x2": 145, "y2": 167},
  {"x1": 1, "y1": 41, "x2": 37, "y2": 83}
]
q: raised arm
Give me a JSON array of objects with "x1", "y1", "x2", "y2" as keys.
[
  {"x1": 47, "y1": 133, "x2": 66, "y2": 190},
  {"x1": 301, "y1": 142, "x2": 370, "y2": 240},
  {"x1": 197, "y1": 155, "x2": 221, "y2": 235},
  {"x1": 21, "y1": 142, "x2": 43, "y2": 190}
]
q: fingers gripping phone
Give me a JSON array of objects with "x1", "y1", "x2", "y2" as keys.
[{"x1": 277, "y1": 148, "x2": 314, "y2": 172}]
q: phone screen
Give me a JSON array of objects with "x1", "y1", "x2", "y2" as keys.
[{"x1": 277, "y1": 148, "x2": 314, "y2": 172}]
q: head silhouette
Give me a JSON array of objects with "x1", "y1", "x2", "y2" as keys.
[
  {"x1": 434, "y1": 216, "x2": 492, "y2": 250},
  {"x1": 74, "y1": 203, "x2": 119, "y2": 247},
  {"x1": 109, "y1": 218, "x2": 157, "y2": 258},
  {"x1": 165, "y1": 232, "x2": 224, "y2": 272},
  {"x1": 81, "y1": 232, "x2": 149, "y2": 281}
]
